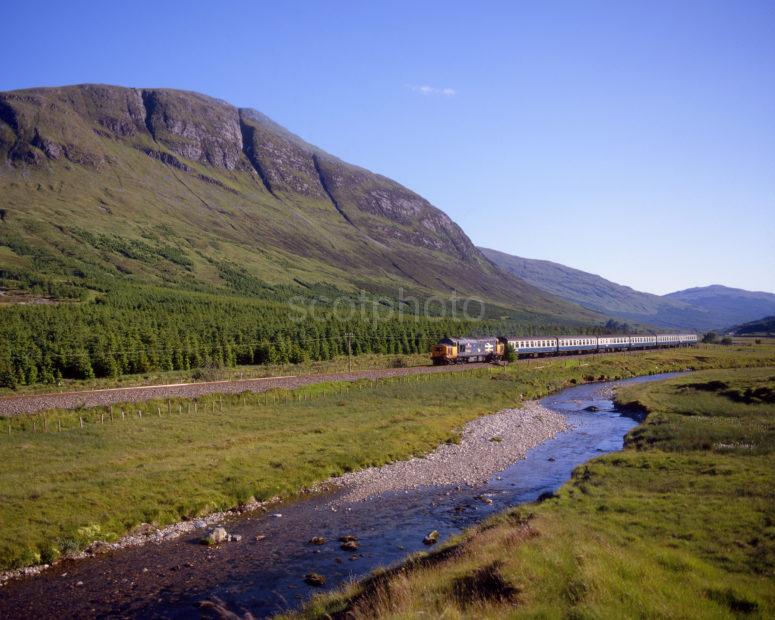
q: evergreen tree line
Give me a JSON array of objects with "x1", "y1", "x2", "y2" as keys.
[
  {"x1": 0, "y1": 284, "x2": 617, "y2": 389},
  {"x1": 0, "y1": 289, "x2": 479, "y2": 388}
]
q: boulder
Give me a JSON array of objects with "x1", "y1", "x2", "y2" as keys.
[
  {"x1": 309, "y1": 537, "x2": 326, "y2": 545},
  {"x1": 304, "y1": 572, "x2": 326, "y2": 586},
  {"x1": 85, "y1": 541, "x2": 113, "y2": 555},
  {"x1": 423, "y1": 530, "x2": 439, "y2": 545},
  {"x1": 203, "y1": 527, "x2": 228, "y2": 545},
  {"x1": 338, "y1": 535, "x2": 358, "y2": 543},
  {"x1": 340, "y1": 540, "x2": 359, "y2": 551}
]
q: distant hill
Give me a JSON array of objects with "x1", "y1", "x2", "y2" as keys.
[
  {"x1": 480, "y1": 248, "x2": 713, "y2": 330},
  {"x1": 728, "y1": 315, "x2": 775, "y2": 336},
  {"x1": 666, "y1": 286, "x2": 775, "y2": 330},
  {"x1": 0, "y1": 84, "x2": 599, "y2": 325}
]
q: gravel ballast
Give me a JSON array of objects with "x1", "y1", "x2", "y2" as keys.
[{"x1": 329, "y1": 401, "x2": 570, "y2": 503}]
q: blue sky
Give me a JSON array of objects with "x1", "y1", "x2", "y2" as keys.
[{"x1": 2, "y1": 0, "x2": 773, "y2": 294}]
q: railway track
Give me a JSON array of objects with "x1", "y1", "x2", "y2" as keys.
[
  {"x1": 0, "y1": 362, "x2": 496, "y2": 416},
  {"x1": 0, "y1": 348, "x2": 668, "y2": 416}
]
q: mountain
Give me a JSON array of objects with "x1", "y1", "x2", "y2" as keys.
[
  {"x1": 0, "y1": 84, "x2": 599, "y2": 325},
  {"x1": 480, "y1": 248, "x2": 713, "y2": 330},
  {"x1": 665, "y1": 286, "x2": 775, "y2": 330},
  {"x1": 728, "y1": 315, "x2": 775, "y2": 336}
]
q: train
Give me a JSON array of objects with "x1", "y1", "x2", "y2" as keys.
[{"x1": 431, "y1": 333, "x2": 698, "y2": 365}]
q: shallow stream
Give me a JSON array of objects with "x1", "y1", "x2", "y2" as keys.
[{"x1": 0, "y1": 373, "x2": 680, "y2": 619}]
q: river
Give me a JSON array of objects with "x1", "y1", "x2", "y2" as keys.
[{"x1": 0, "y1": 373, "x2": 680, "y2": 619}]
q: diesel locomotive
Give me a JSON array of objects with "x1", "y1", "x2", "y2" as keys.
[{"x1": 431, "y1": 333, "x2": 698, "y2": 365}]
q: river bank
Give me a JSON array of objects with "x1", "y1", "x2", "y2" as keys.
[
  {"x1": 0, "y1": 374, "x2": 669, "y2": 618},
  {"x1": 329, "y1": 401, "x2": 568, "y2": 503},
  {"x1": 298, "y1": 366, "x2": 775, "y2": 619},
  {"x1": 0, "y1": 400, "x2": 568, "y2": 588},
  {"x1": 0, "y1": 345, "x2": 772, "y2": 617}
]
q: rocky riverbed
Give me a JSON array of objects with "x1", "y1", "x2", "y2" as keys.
[
  {"x1": 329, "y1": 401, "x2": 570, "y2": 503},
  {"x1": 0, "y1": 400, "x2": 566, "y2": 587}
]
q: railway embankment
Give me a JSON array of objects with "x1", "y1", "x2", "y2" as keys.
[{"x1": 0, "y1": 362, "x2": 493, "y2": 416}]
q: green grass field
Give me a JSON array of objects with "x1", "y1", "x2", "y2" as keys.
[
  {"x1": 1, "y1": 344, "x2": 773, "y2": 574},
  {"x1": 298, "y1": 360, "x2": 775, "y2": 618}
]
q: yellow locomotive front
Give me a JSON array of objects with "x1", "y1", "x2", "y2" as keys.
[{"x1": 431, "y1": 342, "x2": 457, "y2": 365}]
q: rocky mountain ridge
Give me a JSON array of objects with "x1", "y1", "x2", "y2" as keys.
[{"x1": 0, "y1": 84, "x2": 597, "y2": 324}]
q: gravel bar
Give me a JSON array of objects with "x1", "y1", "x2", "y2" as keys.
[
  {"x1": 0, "y1": 363, "x2": 494, "y2": 416},
  {"x1": 328, "y1": 400, "x2": 570, "y2": 503}
]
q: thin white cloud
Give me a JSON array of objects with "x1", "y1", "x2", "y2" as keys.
[{"x1": 408, "y1": 84, "x2": 457, "y2": 97}]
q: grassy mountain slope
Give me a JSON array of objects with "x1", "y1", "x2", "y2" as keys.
[
  {"x1": 481, "y1": 247, "x2": 712, "y2": 329},
  {"x1": 0, "y1": 84, "x2": 598, "y2": 325},
  {"x1": 665, "y1": 286, "x2": 775, "y2": 330}
]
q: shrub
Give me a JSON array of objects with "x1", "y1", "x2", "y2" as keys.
[{"x1": 504, "y1": 344, "x2": 517, "y2": 363}]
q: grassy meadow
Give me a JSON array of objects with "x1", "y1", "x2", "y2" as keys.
[
  {"x1": 298, "y1": 363, "x2": 775, "y2": 618},
  {"x1": 0, "y1": 344, "x2": 773, "y2": 573}
]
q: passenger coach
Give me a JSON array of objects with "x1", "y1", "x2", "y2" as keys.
[{"x1": 431, "y1": 333, "x2": 697, "y2": 365}]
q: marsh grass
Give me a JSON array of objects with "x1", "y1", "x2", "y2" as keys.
[
  {"x1": 296, "y1": 356, "x2": 775, "y2": 619},
  {"x1": 1, "y1": 344, "x2": 774, "y2": 573}
]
